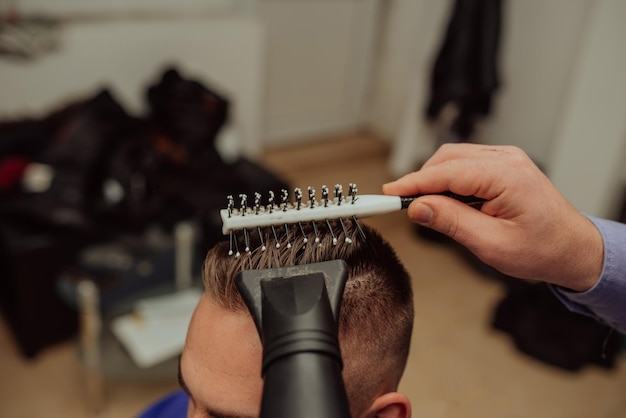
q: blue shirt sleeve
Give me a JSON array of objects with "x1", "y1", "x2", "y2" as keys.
[{"x1": 550, "y1": 215, "x2": 626, "y2": 334}]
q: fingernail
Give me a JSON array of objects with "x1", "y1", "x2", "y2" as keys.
[{"x1": 412, "y1": 203, "x2": 433, "y2": 225}]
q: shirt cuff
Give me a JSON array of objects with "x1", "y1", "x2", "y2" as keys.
[{"x1": 550, "y1": 215, "x2": 626, "y2": 334}]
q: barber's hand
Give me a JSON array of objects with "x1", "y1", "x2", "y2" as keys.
[{"x1": 383, "y1": 143, "x2": 603, "y2": 292}]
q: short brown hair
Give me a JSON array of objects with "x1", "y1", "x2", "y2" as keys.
[{"x1": 203, "y1": 220, "x2": 414, "y2": 416}]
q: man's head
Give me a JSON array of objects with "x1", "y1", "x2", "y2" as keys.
[{"x1": 180, "y1": 220, "x2": 414, "y2": 418}]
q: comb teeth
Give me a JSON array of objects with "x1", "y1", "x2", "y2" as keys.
[
  {"x1": 221, "y1": 183, "x2": 384, "y2": 256},
  {"x1": 227, "y1": 219, "x2": 363, "y2": 258}
]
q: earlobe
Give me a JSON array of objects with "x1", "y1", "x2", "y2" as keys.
[{"x1": 363, "y1": 392, "x2": 411, "y2": 418}]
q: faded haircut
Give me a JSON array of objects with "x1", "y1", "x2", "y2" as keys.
[{"x1": 203, "y1": 220, "x2": 414, "y2": 417}]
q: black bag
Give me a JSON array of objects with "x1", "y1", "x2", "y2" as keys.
[{"x1": 492, "y1": 282, "x2": 623, "y2": 371}]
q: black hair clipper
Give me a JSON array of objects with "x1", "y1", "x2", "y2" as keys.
[{"x1": 236, "y1": 259, "x2": 350, "y2": 418}]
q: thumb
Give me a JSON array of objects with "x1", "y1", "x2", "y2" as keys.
[{"x1": 407, "y1": 197, "x2": 495, "y2": 248}]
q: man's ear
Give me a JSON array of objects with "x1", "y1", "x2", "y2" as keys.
[{"x1": 362, "y1": 392, "x2": 411, "y2": 418}]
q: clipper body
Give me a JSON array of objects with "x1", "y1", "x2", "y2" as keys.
[{"x1": 236, "y1": 260, "x2": 350, "y2": 418}]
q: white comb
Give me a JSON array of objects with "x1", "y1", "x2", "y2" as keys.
[{"x1": 220, "y1": 184, "x2": 483, "y2": 235}]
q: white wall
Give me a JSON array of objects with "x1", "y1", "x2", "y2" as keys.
[
  {"x1": 366, "y1": 0, "x2": 450, "y2": 148},
  {"x1": 3, "y1": 0, "x2": 240, "y2": 15},
  {"x1": 548, "y1": 0, "x2": 626, "y2": 218},
  {"x1": 478, "y1": 0, "x2": 591, "y2": 161},
  {"x1": 258, "y1": 0, "x2": 379, "y2": 146},
  {"x1": 1, "y1": 0, "x2": 380, "y2": 152},
  {"x1": 369, "y1": 0, "x2": 593, "y2": 164},
  {"x1": 0, "y1": 16, "x2": 265, "y2": 157},
  {"x1": 369, "y1": 0, "x2": 626, "y2": 218},
  {"x1": 367, "y1": 0, "x2": 451, "y2": 176}
]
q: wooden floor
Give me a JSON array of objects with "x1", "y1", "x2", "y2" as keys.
[{"x1": 1, "y1": 133, "x2": 625, "y2": 418}]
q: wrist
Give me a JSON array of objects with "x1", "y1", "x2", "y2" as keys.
[{"x1": 561, "y1": 215, "x2": 604, "y2": 292}]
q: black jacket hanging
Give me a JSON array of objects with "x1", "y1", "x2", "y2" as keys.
[{"x1": 426, "y1": 0, "x2": 503, "y2": 142}]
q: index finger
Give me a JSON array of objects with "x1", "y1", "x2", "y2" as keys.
[
  {"x1": 421, "y1": 143, "x2": 522, "y2": 169},
  {"x1": 383, "y1": 157, "x2": 504, "y2": 200}
]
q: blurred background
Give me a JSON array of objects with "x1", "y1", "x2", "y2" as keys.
[{"x1": 1, "y1": 1, "x2": 625, "y2": 417}]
